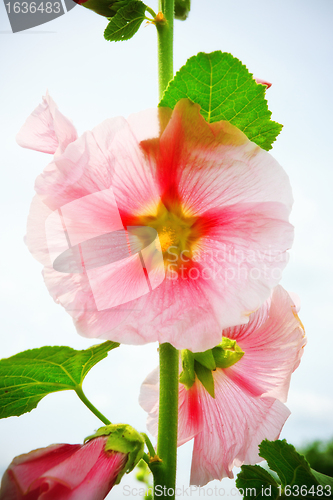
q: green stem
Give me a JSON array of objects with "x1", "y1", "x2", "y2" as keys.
[
  {"x1": 153, "y1": 343, "x2": 179, "y2": 499},
  {"x1": 146, "y1": 6, "x2": 157, "y2": 18},
  {"x1": 151, "y1": 2, "x2": 178, "y2": 497},
  {"x1": 142, "y1": 433, "x2": 157, "y2": 458},
  {"x1": 156, "y1": 0, "x2": 174, "y2": 100},
  {"x1": 76, "y1": 387, "x2": 111, "y2": 426}
]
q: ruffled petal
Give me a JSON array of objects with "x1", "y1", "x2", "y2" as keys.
[
  {"x1": 16, "y1": 92, "x2": 77, "y2": 155},
  {"x1": 34, "y1": 116, "x2": 132, "y2": 211},
  {"x1": 149, "y1": 99, "x2": 293, "y2": 214},
  {"x1": 223, "y1": 286, "x2": 306, "y2": 402},
  {"x1": 189, "y1": 372, "x2": 290, "y2": 485},
  {"x1": 73, "y1": 269, "x2": 221, "y2": 350}
]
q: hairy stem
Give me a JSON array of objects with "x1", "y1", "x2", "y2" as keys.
[
  {"x1": 76, "y1": 386, "x2": 111, "y2": 426},
  {"x1": 153, "y1": 343, "x2": 179, "y2": 499},
  {"x1": 156, "y1": 0, "x2": 174, "y2": 100},
  {"x1": 151, "y1": 2, "x2": 178, "y2": 497}
]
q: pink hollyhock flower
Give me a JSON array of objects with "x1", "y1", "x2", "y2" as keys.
[
  {"x1": 139, "y1": 286, "x2": 306, "y2": 485},
  {"x1": 0, "y1": 437, "x2": 127, "y2": 500},
  {"x1": 18, "y1": 94, "x2": 293, "y2": 352}
]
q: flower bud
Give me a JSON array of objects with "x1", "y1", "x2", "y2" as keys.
[
  {"x1": 73, "y1": 0, "x2": 128, "y2": 18},
  {"x1": 174, "y1": 0, "x2": 191, "y2": 20},
  {"x1": 0, "y1": 436, "x2": 128, "y2": 500}
]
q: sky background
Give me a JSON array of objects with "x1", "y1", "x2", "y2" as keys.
[{"x1": 1, "y1": 0, "x2": 333, "y2": 498}]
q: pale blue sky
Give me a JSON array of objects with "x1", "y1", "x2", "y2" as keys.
[{"x1": 1, "y1": 0, "x2": 333, "y2": 497}]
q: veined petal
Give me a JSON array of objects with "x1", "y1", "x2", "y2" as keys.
[
  {"x1": 8, "y1": 445, "x2": 81, "y2": 494},
  {"x1": 40, "y1": 439, "x2": 104, "y2": 489},
  {"x1": 34, "y1": 117, "x2": 131, "y2": 211},
  {"x1": 154, "y1": 100, "x2": 293, "y2": 214},
  {"x1": 16, "y1": 92, "x2": 77, "y2": 155},
  {"x1": 189, "y1": 372, "x2": 290, "y2": 485},
  {"x1": 193, "y1": 202, "x2": 294, "y2": 335},
  {"x1": 223, "y1": 286, "x2": 306, "y2": 402}
]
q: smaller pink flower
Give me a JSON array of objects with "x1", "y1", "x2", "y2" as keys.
[
  {"x1": 140, "y1": 286, "x2": 306, "y2": 486},
  {"x1": 0, "y1": 437, "x2": 127, "y2": 500}
]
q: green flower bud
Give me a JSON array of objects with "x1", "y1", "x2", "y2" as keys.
[{"x1": 174, "y1": 0, "x2": 190, "y2": 20}]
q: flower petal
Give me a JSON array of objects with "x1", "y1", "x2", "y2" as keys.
[
  {"x1": 6, "y1": 445, "x2": 80, "y2": 495},
  {"x1": 16, "y1": 92, "x2": 77, "y2": 155},
  {"x1": 223, "y1": 285, "x2": 306, "y2": 402},
  {"x1": 189, "y1": 372, "x2": 290, "y2": 485}
]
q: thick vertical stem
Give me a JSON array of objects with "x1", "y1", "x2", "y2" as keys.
[
  {"x1": 152, "y1": 343, "x2": 179, "y2": 499},
  {"x1": 151, "y1": 2, "x2": 178, "y2": 498},
  {"x1": 157, "y1": 0, "x2": 174, "y2": 100}
]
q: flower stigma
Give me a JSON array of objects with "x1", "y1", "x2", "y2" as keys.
[{"x1": 137, "y1": 202, "x2": 204, "y2": 271}]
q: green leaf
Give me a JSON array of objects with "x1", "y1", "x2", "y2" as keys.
[
  {"x1": 236, "y1": 465, "x2": 280, "y2": 499},
  {"x1": 311, "y1": 469, "x2": 333, "y2": 489},
  {"x1": 104, "y1": 1, "x2": 147, "y2": 42},
  {"x1": 159, "y1": 51, "x2": 282, "y2": 151},
  {"x1": 237, "y1": 440, "x2": 333, "y2": 499},
  {"x1": 260, "y1": 439, "x2": 318, "y2": 489},
  {"x1": 0, "y1": 341, "x2": 119, "y2": 419},
  {"x1": 194, "y1": 360, "x2": 214, "y2": 398}
]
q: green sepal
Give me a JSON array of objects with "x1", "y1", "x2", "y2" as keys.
[
  {"x1": 194, "y1": 360, "x2": 215, "y2": 398},
  {"x1": 212, "y1": 337, "x2": 244, "y2": 369},
  {"x1": 193, "y1": 350, "x2": 216, "y2": 370},
  {"x1": 104, "y1": 1, "x2": 147, "y2": 42},
  {"x1": 174, "y1": 0, "x2": 190, "y2": 20},
  {"x1": 179, "y1": 349, "x2": 195, "y2": 389},
  {"x1": 85, "y1": 424, "x2": 145, "y2": 483}
]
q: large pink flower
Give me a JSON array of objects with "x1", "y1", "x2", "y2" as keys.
[
  {"x1": 0, "y1": 437, "x2": 127, "y2": 499},
  {"x1": 139, "y1": 286, "x2": 306, "y2": 485},
  {"x1": 18, "y1": 94, "x2": 293, "y2": 351}
]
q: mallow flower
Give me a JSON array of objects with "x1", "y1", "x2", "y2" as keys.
[
  {"x1": 18, "y1": 94, "x2": 293, "y2": 352},
  {"x1": 139, "y1": 286, "x2": 306, "y2": 485},
  {"x1": 0, "y1": 437, "x2": 127, "y2": 499}
]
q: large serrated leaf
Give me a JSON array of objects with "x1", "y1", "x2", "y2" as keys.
[
  {"x1": 236, "y1": 440, "x2": 333, "y2": 498},
  {"x1": 104, "y1": 1, "x2": 147, "y2": 42},
  {"x1": 0, "y1": 341, "x2": 119, "y2": 418},
  {"x1": 159, "y1": 51, "x2": 282, "y2": 151},
  {"x1": 259, "y1": 439, "x2": 318, "y2": 489},
  {"x1": 236, "y1": 465, "x2": 280, "y2": 499}
]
